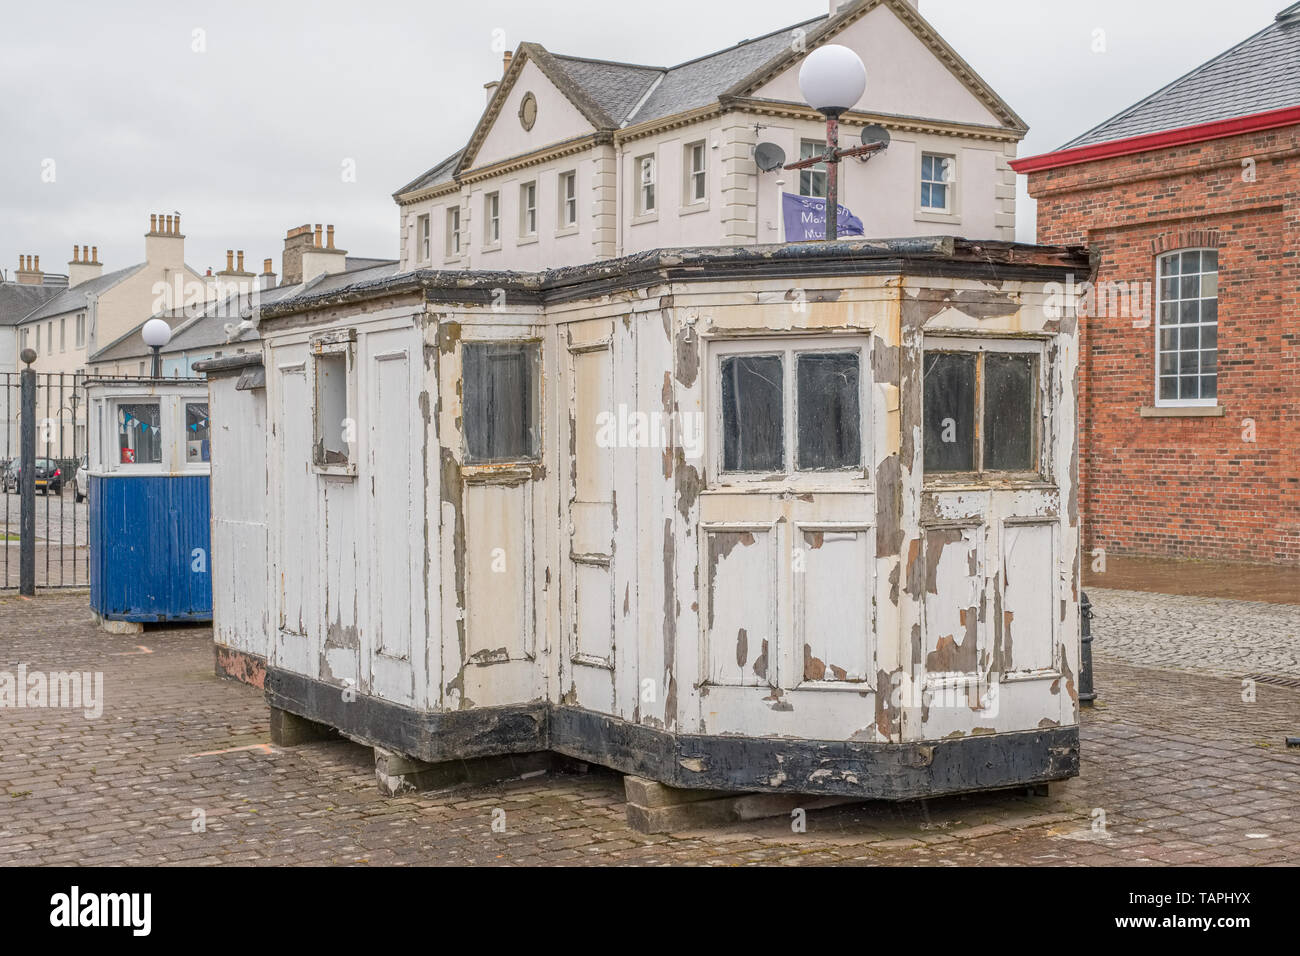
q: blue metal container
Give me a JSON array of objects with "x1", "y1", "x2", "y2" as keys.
[
  {"x1": 89, "y1": 474, "x2": 212, "y2": 622},
  {"x1": 85, "y1": 378, "x2": 213, "y2": 622}
]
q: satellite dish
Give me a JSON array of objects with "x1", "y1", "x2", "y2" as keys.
[
  {"x1": 753, "y1": 142, "x2": 787, "y2": 173},
  {"x1": 860, "y1": 124, "x2": 891, "y2": 149}
]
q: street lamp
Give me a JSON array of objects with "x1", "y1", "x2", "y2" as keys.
[
  {"x1": 785, "y1": 44, "x2": 882, "y2": 241},
  {"x1": 141, "y1": 318, "x2": 172, "y2": 378}
]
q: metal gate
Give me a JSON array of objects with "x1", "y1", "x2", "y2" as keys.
[{"x1": 0, "y1": 371, "x2": 89, "y2": 589}]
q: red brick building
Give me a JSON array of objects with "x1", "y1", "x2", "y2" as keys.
[{"x1": 1013, "y1": 3, "x2": 1300, "y2": 567}]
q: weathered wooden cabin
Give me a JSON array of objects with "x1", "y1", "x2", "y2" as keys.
[{"x1": 199, "y1": 237, "x2": 1090, "y2": 799}]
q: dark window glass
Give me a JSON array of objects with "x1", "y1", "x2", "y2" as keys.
[
  {"x1": 797, "y1": 352, "x2": 860, "y2": 470},
  {"x1": 983, "y1": 353, "x2": 1036, "y2": 471},
  {"x1": 463, "y1": 342, "x2": 539, "y2": 462},
  {"x1": 923, "y1": 352, "x2": 975, "y2": 472},
  {"x1": 721, "y1": 354, "x2": 784, "y2": 472}
]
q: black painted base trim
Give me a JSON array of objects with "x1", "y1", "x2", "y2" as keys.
[{"x1": 265, "y1": 667, "x2": 1079, "y2": 799}]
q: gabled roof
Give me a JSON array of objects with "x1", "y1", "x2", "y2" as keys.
[
  {"x1": 0, "y1": 282, "x2": 64, "y2": 328},
  {"x1": 1062, "y1": 3, "x2": 1300, "y2": 150},
  {"x1": 18, "y1": 263, "x2": 146, "y2": 323},
  {"x1": 400, "y1": 0, "x2": 1023, "y2": 197},
  {"x1": 393, "y1": 149, "x2": 464, "y2": 199}
]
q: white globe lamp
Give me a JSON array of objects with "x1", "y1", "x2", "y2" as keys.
[
  {"x1": 795, "y1": 44, "x2": 868, "y2": 241},
  {"x1": 142, "y1": 318, "x2": 172, "y2": 377},
  {"x1": 798, "y1": 44, "x2": 867, "y2": 116}
]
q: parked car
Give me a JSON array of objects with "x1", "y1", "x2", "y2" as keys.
[
  {"x1": 74, "y1": 456, "x2": 89, "y2": 503},
  {"x1": 7, "y1": 458, "x2": 64, "y2": 495}
]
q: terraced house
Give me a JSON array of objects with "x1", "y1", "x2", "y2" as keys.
[{"x1": 394, "y1": 0, "x2": 1027, "y2": 271}]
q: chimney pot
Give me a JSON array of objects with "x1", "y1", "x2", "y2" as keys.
[
  {"x1": 150, "y1": 214, "x2": 158, "y2": 233},
  {"x1": 225, "y1": 250, "x2": 234, "y2": 271},
  {"x1": 237, "y1": 250, "x2": 245, "y2": 272},
  {"x1": 73, "y1": 246, "x2": 80, "y2": 264},
  {"x1": 33, "y1": 256, "x2": 39, "y2": 271},
  {"x1": 91, "y1": 246, "x2": 97, "y2": 263},
  {"x1": 263, "y1": 257, "x2": 273, "y2": 274},
  {"x1": 327, "y1": 225, "x2": 336, "y2": 250},
  {"x1": 314, "y1": 224, "x2": 323, "y2": 248},
  {"x1": 503, "y1": 50, "x2": 513, "y2": 76},
  {"x1": 174, "y1": 214, "x2": 181, "y2": 234}
]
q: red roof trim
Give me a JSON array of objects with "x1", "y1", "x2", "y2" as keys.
[{"x1": 1010, "y1": 104, "x2": 1300, "y2": 174}]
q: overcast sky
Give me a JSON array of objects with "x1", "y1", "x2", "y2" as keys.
[{"x1": 0, "y1": 0, "x2": 1287, "y2": 279}]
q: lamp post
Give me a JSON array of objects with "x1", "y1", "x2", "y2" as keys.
[
  {"x1": 784, "y1": 44, "x2": 882, "y2": 241},
  {"x1": 141, "y1": 318, "x2": 172, "y2": 378}
]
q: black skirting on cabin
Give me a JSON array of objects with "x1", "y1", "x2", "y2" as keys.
[{"x1": 264, "y1": 667, "x2": 1079, "y2": 799}]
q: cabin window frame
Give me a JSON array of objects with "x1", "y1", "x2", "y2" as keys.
[
  {"x1": 460, "y1": 338, "x2": 544, "y2": 469},
  {"x1": 311, "y1": 330, "x2": 358, "y2": 477},
  {"x1": 921, "y1": 336, "x2": 1049, "y2": 485},
  {"x1": 708, "y1": 336, "x2": 872, "y2": 488}
]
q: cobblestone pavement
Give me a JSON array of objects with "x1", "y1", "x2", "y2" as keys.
[
  {"x1": 1088, "y1": 587, "x2": 1300, "y2": 680},
  {"x1": 0, "y1": 486, "x2": 89, "y2": 589},
  {"x1": 0, "y1": 592, "x2": 1296, "y2": 866},
  {"x1": 0, "y1": 486, "x2": 88, "y2": 547}
]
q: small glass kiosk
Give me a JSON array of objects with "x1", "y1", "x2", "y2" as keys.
[{"x1": 86, "y1": 377, "x2": 212, "y2": 623}]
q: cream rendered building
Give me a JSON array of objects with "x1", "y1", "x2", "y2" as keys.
[
  {"x1": 394, "y1": 0, "x2": 1025, "y2": 272},
  {"x1": 16, "y1": 214, "x2": 259, "y2": 378},
  {"x1": 14, "y1": 214, "x2": 259, "y2": 456}
]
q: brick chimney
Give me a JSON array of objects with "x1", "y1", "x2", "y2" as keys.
[
  {"x1": 217, "y1": 248, "x2": 254, "y2": 278},
  {"x1": 144, "y1": 211, "x2": 186, "y2": 271},
  {"x1": 67, "y1": 244, "x2": 103, "y2": 288},
  {"x1": 259, "y1": 257, "x2": 277, "y2": 290},
  {"x1": 298, "y1": 223, "x2": 348, "y2": 285},
  {"x1": 15, "y1": 254, "x2": 44, "y2": 285},
  {"x1": 280, "y1": 224, "x2": 316, "y2": 286}
]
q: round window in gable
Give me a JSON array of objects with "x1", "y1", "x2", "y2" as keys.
[{"x1": 518, "y1": 92, "x2": 538, "y2": 131}]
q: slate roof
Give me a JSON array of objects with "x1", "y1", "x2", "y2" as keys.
[
  {"x1": 1063, "y1": 3, "x2": 1300, "y2": 149},
  {"x1": 18, "y1": 263, "x2": 146, "y2": 323},
  {"x1": 548, "y1": 55, "x2": 663, "y2": 126},
  {"x1": 393, "y1": 149, "x2": 463, "y2": 198},
  {"x1": 89, "y1": 258, "x2": 399, "y2": 365},
  {"x1": 0, "y1": 282, "x2": 64, "y2": 327},
  {"x1": 399, "y1": 0, "x2": 1023, "y2": 197}
]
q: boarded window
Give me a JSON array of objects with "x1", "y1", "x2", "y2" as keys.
[
  {"x1": 314, "y1": 351, "x2": 349, "y2": 465},
  {"x1": 797, "y1": 352, "x2": 861, "y2": 470},
  {"x1": 463, "y1": 342, "x2": 540, "y2": 463},
  {"x1": 118, "y1": 402, "x2": 162, "y2": 465},
  {"x1": 721, "y1": 354, "x2": 783, "y2": 472},
  {"x1": 923, "y1": 352, "x2": 975, "y2": 472},
  {"x1": 924, "y1": 349, "x2": 1039, "y2": 476}
]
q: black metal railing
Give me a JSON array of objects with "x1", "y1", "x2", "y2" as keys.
[{"x1": 0, "y1": 371, "x2": 89, "y2": 590}]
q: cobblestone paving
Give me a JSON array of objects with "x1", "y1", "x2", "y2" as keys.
[
  {"x1": 1088, "y1": 587, "x2": 1300, "y2": 680},
  {"x1": 0, "y1": 593, "x2": 1296, "y2": 866}
]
